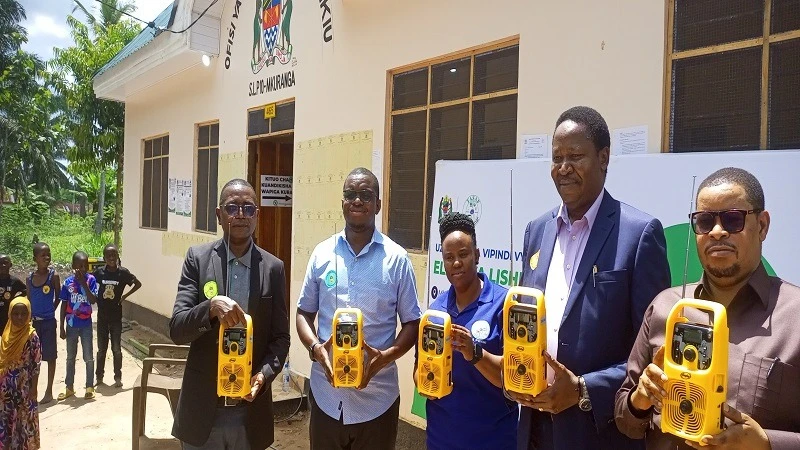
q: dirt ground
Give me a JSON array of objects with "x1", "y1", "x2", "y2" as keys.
[{"x1": 36, "y1": 307, "x2": 310, "y2": 449}]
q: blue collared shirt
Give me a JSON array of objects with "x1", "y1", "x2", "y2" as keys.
[
  {"x1": 298, "y1": 229, "x2": 422, "y2": 424},
  {"x1": 425, "y1": 272, "x2": 517, "y2": 450}
]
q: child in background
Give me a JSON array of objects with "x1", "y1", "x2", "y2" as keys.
[
  {"x1": 58, "y1": 251, "x2": 98, "y2": 400},
  {"x1": 93, "y1": 244, "x2": 140, "y2": 387},
  {"x1": 0, "y1": 254, "x2": 27, "y2": 332},
  {"x1": 27, "y1": 242, "x2": 61, "y2": 404},
  {"x1": 0, "y1": 297, "x2": 42, "y2": 450}
]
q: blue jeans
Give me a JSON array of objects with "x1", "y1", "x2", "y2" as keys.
[{"x1": 65, "y1": 325, "x2": 94, "y2": 389}]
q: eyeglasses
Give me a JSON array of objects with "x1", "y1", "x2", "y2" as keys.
[
  {"x1": 689, "y1": 209, "x2": 762, "y2": 235},
  {"x1": 223, "y1": 203, "x2": 258, "y2": 217},
  {"x1": 343, "y1": 190, "x2": 375, "y2": 203}
]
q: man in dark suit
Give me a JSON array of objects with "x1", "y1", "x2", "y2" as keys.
[
  {"x1": 512, "y1": 106, "x2": 671, "y2": 449},
  {"x1": 170, "y1": 179, "x2": 290, "y2": 450}
]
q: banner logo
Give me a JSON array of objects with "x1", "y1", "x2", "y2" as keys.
[
  {"x1": 251, "y1": 0, "x2": 294, "y2": 74},
  {"x1": 463, "y1": 195, "x2": 482, "y2": 224},
  {"x1": 439, "y1": 195, "x2": 453, "y2": 221}
]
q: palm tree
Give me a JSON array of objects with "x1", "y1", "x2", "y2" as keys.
[
  {"x1": 51, "y1": 4, "x2": 139, "y2": 241},
  {"x1": 0, "y1": 0, "x2": 26, "y2": 71},
  {"x1": 72, "y1": 0, "x2": 136, "y2": 31}
]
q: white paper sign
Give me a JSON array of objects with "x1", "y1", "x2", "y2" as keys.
[
  {"x1": 184, "y1": 180, "x2": 192, "y2": 217},
  {"x1": 261, "y1": 175, "x2": 293, "y2": 207},
  {"x1": 175, "y1": 180, "x2": 185, "y2": 215},
  {"x1": 520, "y1": 134, "x2": 550, "y2": 159},
  {"x1": 168, "y1": 178, "x2": 176, "y2": 213},
  {"x1": 612, "y1": 125, "x2": 648, "y2": 155}
]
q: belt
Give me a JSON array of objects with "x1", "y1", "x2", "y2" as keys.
[{"x1": 217, "y1": 396, "x2": 247, "y2": 407}]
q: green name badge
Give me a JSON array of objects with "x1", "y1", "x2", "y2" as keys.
[{"x1": 203, "y1": 281, "x2": 218, "y2": 299}]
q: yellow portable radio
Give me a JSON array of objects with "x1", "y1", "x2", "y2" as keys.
[
  {"x1": 416, "y1": 310, "x2": 454, "y2": 399},
  {"x1": 217, "y1": 313, "x2": 254, "y2": 398},
  {"x1": 332, "y1": 308, "x2": 364, "y2": 388},
  {"x1": 502, "y1": 286, "x2": 547, "y2": 397},
  {"x1": 662, "y1": 298, "x2": 729, "y2": 442}
]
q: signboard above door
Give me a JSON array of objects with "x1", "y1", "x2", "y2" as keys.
[{"x1": 260, "y1": 174, "x2": 293, "y2": 207}]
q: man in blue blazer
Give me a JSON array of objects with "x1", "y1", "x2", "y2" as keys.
[{"x1": 512, "y1": 106, "x2": 670, "y2": 449}]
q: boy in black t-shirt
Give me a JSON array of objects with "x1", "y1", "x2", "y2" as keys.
[
  {"x1": 93, "y1": 244, "x2": 141, "y2": 387},
  {"x1": 0, "y1": 254, "x2": 27, "y2": 331}
]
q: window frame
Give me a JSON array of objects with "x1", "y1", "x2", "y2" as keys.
[
  {"x1": 140, "y1": 133, "x2": 170, "y2": 231},
  {"x1": 384, "y1": 36, "x2": 520, "y2": 252},
  {"x1": 662, "y1": 0, "x2": 800, "y2": 152},
  {"x1": 194, "y1": 121, "x2": 220, "y2": 234},
  {"x1": 246, "y1": 98, "x2": 297, "y2": 140}
]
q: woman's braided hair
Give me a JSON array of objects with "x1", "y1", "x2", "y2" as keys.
[{"x1": 438, "y1": 212, "x2": 477, "y2": 246}]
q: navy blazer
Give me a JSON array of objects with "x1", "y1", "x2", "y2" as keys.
[
  {"x1": 169, "y1": 239, "x2": 290, "y2": 449},
  {"x1": 518, "y1": 190, "x2": 670, "y2": 450}
]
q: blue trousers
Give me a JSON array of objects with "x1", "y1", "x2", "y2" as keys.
[{"x1": 65, "y1": 325, "x2": 94, "y2": 389}]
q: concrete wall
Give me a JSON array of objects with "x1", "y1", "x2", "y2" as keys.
[{"x1": 118, "y1": 0, "x2": 667, "y2": 427}]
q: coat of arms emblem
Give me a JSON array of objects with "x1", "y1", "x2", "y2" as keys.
[{"x1": 251, "y1": 0, "x2": 293, "y2": 74}]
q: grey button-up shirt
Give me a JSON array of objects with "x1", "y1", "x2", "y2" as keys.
[{"x1": 225, "y1": 241, "x2": 252, "y2": 312}]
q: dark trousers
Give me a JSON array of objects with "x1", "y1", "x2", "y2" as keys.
[
  {"x1": 309, "y1": 390, "x2": 400, "y2": 450},
  {"x1": 96, "y1": 317, "x2": 122, "y2": 381}
]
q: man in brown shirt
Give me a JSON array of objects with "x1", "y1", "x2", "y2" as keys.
[{"x1": 615, "y1": 167, "x2": 800, "y2": 450}]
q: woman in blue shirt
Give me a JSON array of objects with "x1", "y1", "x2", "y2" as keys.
[{"x1": 421, "y1": 212, "x2": 518, "y2": 450}]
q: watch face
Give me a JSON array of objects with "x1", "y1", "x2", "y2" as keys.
[{"x1": 579, "y1": 398, "x2": 592, "y2": 411}]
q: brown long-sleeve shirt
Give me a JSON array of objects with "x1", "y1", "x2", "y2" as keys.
[{"x1": 614, "y1": 263, "x2": 800, "y2": 450}]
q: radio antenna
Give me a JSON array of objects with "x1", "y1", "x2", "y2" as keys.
[
  {"x1": 681, "y1": 176, "x2": 697, "y2": 299},
  {"x1": 226, "y1": 218, "x2": 233, "y2": 297},
  {"x1": 510, "y1": 169, "x2": 515, "y2": 287},
  {"x1": 335, "y1": 222, "x2": 340, "y2": 309},
  {"x1": 426, "y1": 215, "x2": 431, "y2": 309}
]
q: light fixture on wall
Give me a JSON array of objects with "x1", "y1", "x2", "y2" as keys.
[{"x1": 202, "y1": 54, "x2": 211, "y2": 67}]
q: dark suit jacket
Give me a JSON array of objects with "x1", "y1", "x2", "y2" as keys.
[
  {"x1": 169, "y1": 239, "x2": 290, "y2": 449},
  {"x1": 518, "y1": 190, "x2": 670, "y2": 450}
]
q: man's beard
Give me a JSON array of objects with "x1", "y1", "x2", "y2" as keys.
[{"x1": 707, "y1": 263, "x2": 741, "y2": 279}]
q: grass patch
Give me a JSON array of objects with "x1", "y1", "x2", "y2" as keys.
[{"x1": 0, "y1": 205, "x2": 113, "y2": 270}]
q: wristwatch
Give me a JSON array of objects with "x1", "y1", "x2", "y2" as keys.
[
  {"x1": 578, "y1": 376, "x2": 592, "y2": 411},
  {"x1": 308, "y1": 341, "x2": 321, "y2": 362},
  {"x1": 469, "y1": 343, "x2": 484, "y2": 365}
]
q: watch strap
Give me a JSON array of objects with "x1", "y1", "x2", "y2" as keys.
[
  {"x1": 309, "y1": 341, "x2": 321, "y2": 361},
  {"x1": 469, "y1": 343, "x2": 483, "y2": 365}
]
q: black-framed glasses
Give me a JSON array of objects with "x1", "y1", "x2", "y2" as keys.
[
  {"x1": 343, "y1": 189, "x2": 375, "y2": 203},
  {"x1": 689, "y1": 209, "x2": 762, "y2": 235},
  {"x1": 223, "y1": 203, "x2": 258, "y2": 217}
]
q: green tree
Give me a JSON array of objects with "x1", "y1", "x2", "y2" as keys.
[
  {"x1": 72, "y1": 0, "x2": 136, "y2": 32},
  {"x1": 51, "y1": 7, "x2": 139, "y2": 242},
  {"x1": 0, "y1": 0, "x2": 26, "y2": 71},
  {"x1": 0, "y1": 1, "x2": 67, "y2": 217}
]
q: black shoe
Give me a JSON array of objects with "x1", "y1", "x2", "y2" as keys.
[{"x1": 96, "y1": 378, "x2": 103, "y2": 386}]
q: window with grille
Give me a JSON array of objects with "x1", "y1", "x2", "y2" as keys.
[
  {"x1": 141, "y1": 135, "x2": 169, "y2": 230},
  {"x1": 247, "y1": 101, "x2": 295, "y2": 137},
  {"x1": 196, "y1": 123, "x2": 219, "y2": 233},
  {"x1": 388, "y1": 42, "x2": 519, "y2": 250},
  {"x1": 666, "y1": 0, "x2": 800, "y2": 152}
]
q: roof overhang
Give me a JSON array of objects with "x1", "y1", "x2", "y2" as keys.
[{"x1": 94, "y1": 0, "x2": 224, "y2": 102}]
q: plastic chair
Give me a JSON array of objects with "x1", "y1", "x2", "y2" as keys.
[{"x1": 131, "y1": 343, "x2": 189, "y2": 450}]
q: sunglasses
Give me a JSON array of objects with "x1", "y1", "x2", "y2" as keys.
[
  {"x1": 343, "y1": 190, "x2": 375, "y2": 203},
  {"x1": 223, "y1": 203, "x2": 258, "y2": 217},
  {"x1": 689, "y1": 209, "x2": 762, "y2": 235}
]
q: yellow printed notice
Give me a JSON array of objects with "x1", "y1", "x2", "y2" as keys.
[{"x1": 264, "y1": 103, "x2": 276, "y2": 119}]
